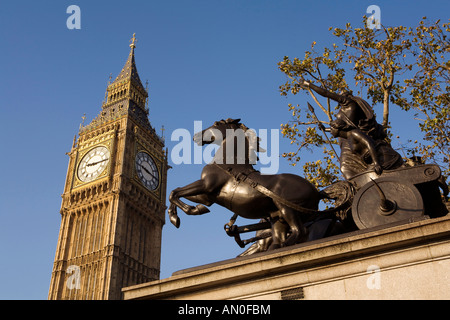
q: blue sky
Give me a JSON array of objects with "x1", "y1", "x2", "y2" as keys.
[{"x1": 0, "y1": 0, "x2": 448, "y2": 299}]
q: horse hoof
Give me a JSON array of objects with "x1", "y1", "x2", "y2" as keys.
[
  {"x1": 169, "y1": 214, "x2": 180, "y2": 228},
  {"x1": 192, "y1": 204, "x2": 210, "y2": 215}
]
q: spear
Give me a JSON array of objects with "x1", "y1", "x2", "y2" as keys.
[{"x1": 307, "y1": 102, "x2": 341, "y2": 165}]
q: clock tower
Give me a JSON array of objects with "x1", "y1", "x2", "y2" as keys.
[{"x1": 48, "y1": 34, "x2": 168, "y2": 300}]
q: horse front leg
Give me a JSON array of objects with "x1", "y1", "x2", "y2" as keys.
[
  {"x1": 273, "y1": 201, "x2": 307, "y2": 247},
  {"x1": 168, "y1": 179, "x2": 211, "y2": 227}
]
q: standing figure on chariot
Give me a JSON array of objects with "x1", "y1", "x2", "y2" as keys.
[{"x1": 302, "y1": 81, "x2": 404, "y2": 180}]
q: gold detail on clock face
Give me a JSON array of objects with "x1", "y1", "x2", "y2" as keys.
[
  {"x1": 135, "y1": 151, "x2": 159, "y2": 190},
  {"x1": 77, "y1": 146, "x2": 110, "y2": 182}
]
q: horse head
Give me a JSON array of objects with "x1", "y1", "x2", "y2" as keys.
[
  {"x1": 193, "y1": 118, "x2": 264, "y2": 165},
  {"x1": 193, "y1": 118, "x2": 239, "y2": 146}
]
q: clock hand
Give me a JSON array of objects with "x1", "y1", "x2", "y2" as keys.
[
  {"x1": 141, "y1": 165, "x2": 156, "y2": 178},
  {"x1": 87, "y1": 158, "x2": 109, "y2": 167}
]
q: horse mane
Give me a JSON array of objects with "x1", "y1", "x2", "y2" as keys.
[{"x1": 219, "y1": 118, "x2": 266, "y2": 154}]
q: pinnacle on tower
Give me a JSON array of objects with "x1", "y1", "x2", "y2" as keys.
[
  {"x1": 104, "y1": 33, "x2": 148, "y2": 109},
  {"x1": 112, "y1": 33, "x2": 145, "y2": 89}
]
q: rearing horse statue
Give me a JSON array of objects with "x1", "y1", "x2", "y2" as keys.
[{"x1": 168, "y1": 118, "x2": 326, "y2": 249}]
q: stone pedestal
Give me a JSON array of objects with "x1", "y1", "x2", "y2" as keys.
[{"x1": 122, "y1": 215, "x2": 450, "y2": 300}]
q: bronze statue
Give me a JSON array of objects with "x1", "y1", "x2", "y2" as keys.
[
  {"x1": 329, "y1": 118, "x2": 383, "y2": 175},
  {"x1": 168, "y1": 117, "x2": 447, "y2": 255},
  {"x1": 302, "y1": 81, "x2": 404, "y2": 179},
  {"x1": 168, "y1": 82, "x2": 448, "y2": 254},
  {"x1": 300, "y1": 81, "x2": 447, "y2": 227},
  {"x1": 167, "y1": 119, "x2": 341, "y2": 249}
]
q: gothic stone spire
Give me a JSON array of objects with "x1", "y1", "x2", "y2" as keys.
[
  {"x1": 112, "y1": 33, "x2": 145, "y2": 90},
  {"x1": 105, "y1": 33, "x2": 148, "y2": 110},
  {"x1": 80, "y1": 34, "x2": 152, "y2": 134}
]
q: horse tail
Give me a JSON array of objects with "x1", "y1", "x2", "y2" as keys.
[
  {"x1": 290, "y1": 180, "x2": 355, "y2": 217},
  {"x1": 317, "y1": 180, "x2": 355, "y2": 220}
]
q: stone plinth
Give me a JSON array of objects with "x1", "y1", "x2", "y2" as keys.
[{"x1": 122, "y1": 215, "x2": 450, "y2": 300}]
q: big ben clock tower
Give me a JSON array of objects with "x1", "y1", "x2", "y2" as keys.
[{"x1": 48, "y1": 34, "x2": 168, "y2": 300}]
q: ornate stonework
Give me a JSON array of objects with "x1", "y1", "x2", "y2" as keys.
[{"x1": 49, "y1": 35, "x2": 168, "y2": 300}]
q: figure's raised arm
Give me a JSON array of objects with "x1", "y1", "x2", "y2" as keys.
[{"x1": 303, "y1": 81, "x2": 348, "y2": 104}]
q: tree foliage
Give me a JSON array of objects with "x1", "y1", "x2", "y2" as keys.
[
  {"x1": 402, "y1": 19, "x2": 450, "y2": 176},
  {"x1": 279, "y1": 17, "x2": 450, "y2": 187}
]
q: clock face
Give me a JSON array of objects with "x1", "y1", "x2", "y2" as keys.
[
  {"x1": 135, "y1": 151, "x2": 159, "y2": 190},
  {"x1": 77, "y1": 146, "x2": 110, "y2": 182}
]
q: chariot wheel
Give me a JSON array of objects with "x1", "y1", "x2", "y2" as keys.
[{"x1": 351, "y1": 178, "x2": 424, "y2": 229}]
